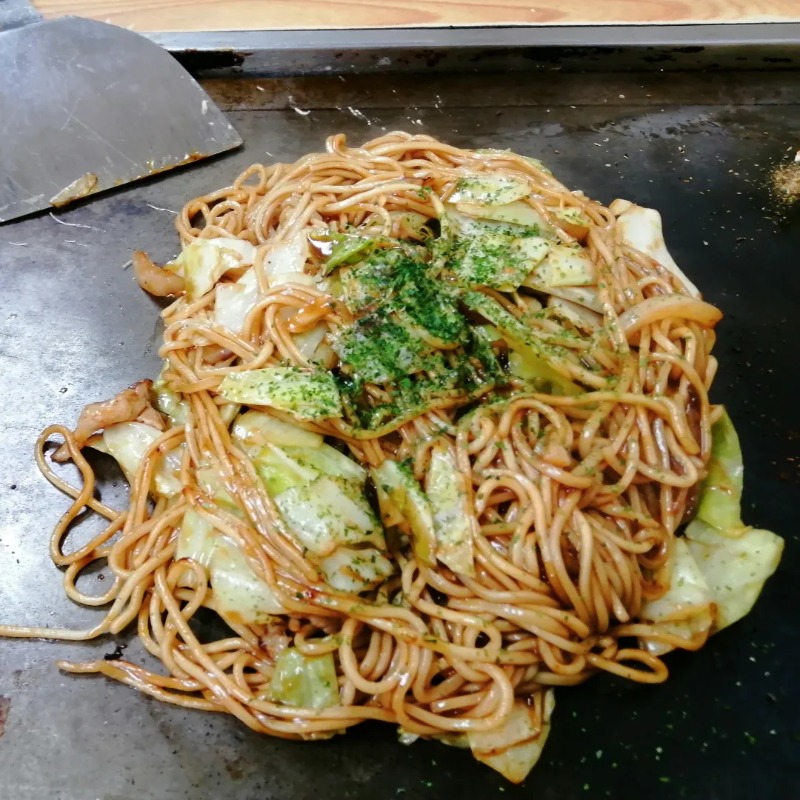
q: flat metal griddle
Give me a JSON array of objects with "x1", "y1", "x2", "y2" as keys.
[{"x1": 1, "y1": 50, "x2": 799, "y2": 800}]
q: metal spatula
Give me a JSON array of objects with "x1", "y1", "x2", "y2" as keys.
[{"x1": 0, "y1": 6, "x2": 242, "y2": 223}]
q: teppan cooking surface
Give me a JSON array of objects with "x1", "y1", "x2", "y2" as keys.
[{"x1": 1, "y1": 68, "x2": 798, "y2": 800}]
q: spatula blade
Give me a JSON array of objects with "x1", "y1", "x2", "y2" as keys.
[{"x1": 0, "y1": 16, "x2": 242, "y2": 223}]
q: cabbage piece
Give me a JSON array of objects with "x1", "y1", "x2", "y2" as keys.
[
  {"x1": 467, "y1": 693, "x2": 555, "y2": 784},
  {"x1": 254, "y1": 440, "x2": 368, "y2": 493},
  {"x1": 338, "y1": 256, "x2": 398, "y2": 315},
  {"x1": 230, "y1": 413, "x2": 390, "y2": 596},
  {"x1": 89, "y1": 421, "x2": 181, "y2": 497},
  {"x1": 388, "y1": 262, "x2": 469, "y2": 349},
  {"x1": 547, "y1": 296, "x2": 602, "y2": 332},
  {"x1": 424, "y1": 442, "x2": 475, "y2": 577},
  {"x1": 551, "y1": 207, "x2": 590, "y2": 242},
  {"x1": 285, "y1": 443, "x2": 367, "y2": 485},
  {"x1": 696, "y1": 409, "x2": 745, "y2": 532},
  {"x1": 307, "y1": 228, "x2": 377, "y2": 272},
  {"x1": 265, "y1": 231, "x2": 313, "y2": 288},
  {"x1": 195, "y1": 465, "x2": 243, "y2": 515},
  {"x1": 318, "y1": 545, "x2": 394, "y2": 593},
  {"x1": 176, "y1": 507, "x2": 217, "y2": 568},
  {"x1": 270, "y1": 647, "x2": 339, "y2": 710},
  {"x1": 322, "y1": 232, "x2": 376, "y2": 274},
  {"x1": 176, "y1": 492, "x2": 286, "y2": 622},
  {"x1": 541, "y1": 285, "x2": 603, "y2": 314},
  {"x1": 177, "y1": 504, "x2": 286, "y2": 620},
  {"x1": 372, "y1": 460, "x2": 436, "y2": 566},
  {"x1": 680, "y1": 411, "x2": 783, "y2": 631},
  {"x1": 685, "y1": 519, "x2": 784, "y2": 632},
  {"x1": 332, "y1": 312, "x2": 444, "y2": 384},
  {"x1": 316, "y1": 271, "x2": 343, "y2": 301},
  {"x1": 231, "y1": 409, "x2": 324, "y2": 454},
  {"x1": 513, "y1": 235, "x2": 550, "y2": 267},
  {"x1": 214, "y1": 267, "x2": 260, "y2": 334},
  {"x1": 397, "y1": 729, "x2": 420, "y2": 746},
  {"x1": 176, "y1": 506, "x2": 286, "y2": 622},
  {"x1": 449, "y1": 172, "x2": 531, "y2": 206},
  {"x1": 220, "y1": 402, "x2": 241, "y2": 428},
  {"x1": 507, "y1": 351, "x2": 543, "y2": 384},
  {"x1": 168, "y1": 237, "x2": 257, "y2": 300},
  {"x1": 217, "y1": 367, "x2": 342, "y2": 421},
  {"x1": 612, "y1": 200, "x2": 700, "y2": 297},
  {"x1": 526, "y1": 242, "x2": 595, "y2": 288},
  {"x1": 209, "y1": 535, "x2": 285, "y2": 624},
  {"x1": 463, "y1": 291, "x2": 580, "y2": 396},
  {"x1": 391, "y1": 210, "x2": 432, "y2": 240},
  {"x1": 153, "y1": 362, "x2": 189, "y2": 426},
  {"x1": 452, "y1": 231, "x2": 550, "y2": 291},
  {"x1": 451, "y1": 202, "x2": 557, "y2": 238},
  {"x1": 251, "y1": 437, "x2": 383, "y2": 559},
  {"x1": 254, "y1": 443, "x2": 320, "y2": 496},
  {"x1": 639, "y1": 538, "x2": 713, "y2": 655},
  {"x1": 274, "y1": 476, "x2": 383, "y2": 557},
  {"x1": 292, "y1": 323, "x2": 328, "y2": 362}
]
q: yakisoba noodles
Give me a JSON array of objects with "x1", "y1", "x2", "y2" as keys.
[{"x1": 1, "y1": 133, "x2": 783, "y2": 782}]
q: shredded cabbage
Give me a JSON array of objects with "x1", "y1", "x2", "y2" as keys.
[
  {"x1": 210, "y1": 535, "x2": 285, "y2": 623},
  {"x1": 231, "y1": 409, "x2": 324, "y2": 453},
  {"x1": 250, "y1": 438, "x2": 389, "y2": 591},
  {"x1": 681, "y1": 409, "x2": 784, "y2": 632},
  {"x1": 89, "y1": 421, "x2": 181, "y2": 497},
  {"x1": 467, "y1": 694, "x2": 555, "y2": 784},
  {"x1": 321, "y1": 232, "x2": 376, "y2": 273},
  {"x1": 218, "y1": 367, "x2": 342, "y2": 421},
  {"x1": 177, "y1": 507, "x2": 217, "y2": 568},
  {"x1": 274, "y1": 476, "x2": 383, "y2": 557},
  {"x1": 153, "y1": 362, "x2": 189, "y2": 425},
  {"x1": 527, "y1": 242, "x2": 595, "y2": 288},
  {"x1": 696, "y1": 410, "x2": 745, "y2": 532},
  {"x1": 639, "y1": 538, "x2": 713, "y2": 655},
  {"x1": 265, "y1": 231, "x2": 315, "y2": 288},
  {"x1": 425, "y1": 443, "x2": 475, "y2": 577},
  {"x1": 449, "y1": 172, "x2": 531, "y2": 206},
  {"x1": 372, "y1": 459, "x2": 437, "y2": 567},
  {"x1": 454, "y1": 201, "x2": 557, "y2": 237},
  {"x1": 167, "y1": 237, "x2": 257, "y2": 300},
  {"x1": 455, "y1": 230, "x2": 550, "y2": 291},
  {"x1": 685, "y1": 520, "x2": 783, "y2": 631},
  {"x1": 214, "y1": 267, "x2": 260, "y2": 334},
  {"x1": 318, "y1": 545, "x2": 394, "y2": 593},
  {"x1": 270, "y1": 648, "x2": 339, "y2": 710},
  {"x1": 463, "y1": 291, "x2": 580, "y2": 396}
]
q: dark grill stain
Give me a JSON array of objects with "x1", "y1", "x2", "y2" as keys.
[{"x1": 0, "y1": 696, "x2": 10, "y2": 738}]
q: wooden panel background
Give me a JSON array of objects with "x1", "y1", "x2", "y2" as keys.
[{"x1": 32, "y1": 0, "x2": 800, "y2": 33}]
